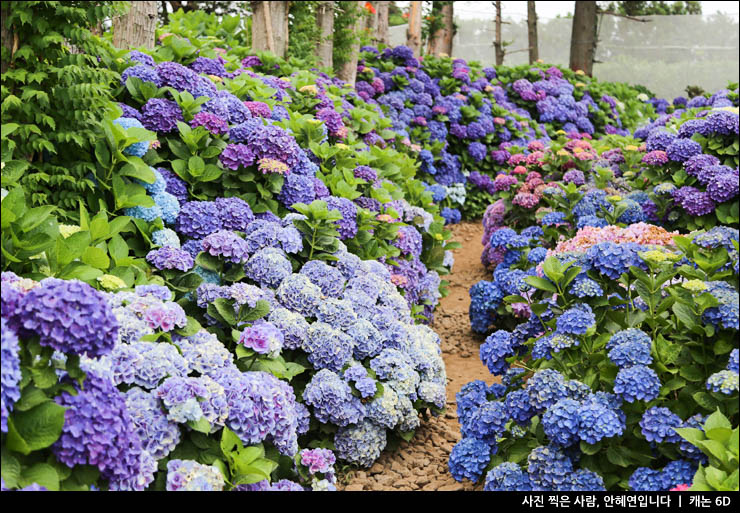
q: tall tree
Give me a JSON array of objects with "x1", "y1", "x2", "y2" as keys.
[
  {"x1": 406, "y1": 1, "x2": 422, "y2": 56},
  {"x1": 569, "y1": 1, "x2": 598, "y2": 75},
  {"x1": 337, "y1": 0, "x2": 364, "y2": 85},
  {"x1": 375, "y1": 1, "x2": 390, "y2": 45},
  {"x1": 493, "y1": 0, "x2": 504, "y2": 65},
  {"x1": 113, "y1": 1, "x2": 158, "y2": 49},
  {"x1": 250, "y1": 1, "x2": 290, "y2": 57},
  {"x1": 426, "y1": 1, "x2": 454, "y2": 56},
  {"x1": 316, "y1": 1, "x2": 334, "y2": 68},
  {"x1": 527, "y1": 1, "x2": 538, "y2": 63}
]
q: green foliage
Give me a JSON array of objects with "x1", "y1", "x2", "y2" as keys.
[
  {"x1": 676, "y1": 410, "x2": 739, "y2": 491},
  {"x1": 2, "y1": 1, "x2": 128, "y2": 217}
]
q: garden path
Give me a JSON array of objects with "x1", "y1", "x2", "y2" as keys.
[{"x1": 341, "y1": 221, "x2": 495, "y2": 491}]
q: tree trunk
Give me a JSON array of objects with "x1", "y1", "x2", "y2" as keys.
[
  {"x1": 251, "y1": 1, "x2": 289, "y2": 58},
  {"x1": 1, "y1": 4, "x2": 13, "y2": 74},
  {"x1": 316, "y1": 1, "x2": 334, "y2": 68},
  {"x1": 426, "y1": 2, "x2": 453, "y2": 56},
  {"x1": 406, "y1": 1, "x2": 422, "y2": 57},
  {"x1": 337, "y1": 0, "x2": 364, "y2": 86},
  {"x1": 569, "y1": 1, "x2": 597, "y2": 75},
  {"x1": 366, "y1": 1, "x2": 378, "y2": 33},
  {"x1": 527, "y1": 1, "x2": 538, "y2": 63},
  {"x1": 494, "y1": 1, "x2": 504, "y2": 65},
  {"x1": 251, "y1": 1, "x2": 274, "y2": 53},
  {"x1": 375, "y1": 1, "x2": 390, "y2": 45},
  {"x1": 272, "y1": 1, "x2": 289, "y2": 58},
  {"x1": 113, "y1": 1, "x2": 158, "y2": 49}
]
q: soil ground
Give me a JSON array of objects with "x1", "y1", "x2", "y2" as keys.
[{"x1": 340, "y1": 221, "x2": 496, "y2": 491}]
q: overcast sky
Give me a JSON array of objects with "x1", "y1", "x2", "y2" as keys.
[{"x1": 396, "y1": 1, "x2": 739, "y2": 21}]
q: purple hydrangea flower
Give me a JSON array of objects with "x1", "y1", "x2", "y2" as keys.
[
  {"x1": 140, "y1": 98, "x2": 183, "y2": 133},
  {"x1": 17, "y1": 278, "x2": 118, "y2": 358},
  {"x1": 146, "y1": 246, "x2": 194, "y2": 271}
]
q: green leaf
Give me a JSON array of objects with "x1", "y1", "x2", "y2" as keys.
[
  {"x1": 1, "y1": 449, "x2": 21, "y2": 488},
  {"x1": 188, "y1": 417, "x2": 212, "y2": 434},
  {"x1": 606, "y1": 446, "x2": 631, "y2": 467},
  {"x1": 673, "y1": 302, "x2": 699, "y2": 329},
  {"x1": 692, "y1": 391, "x2": 718, "y2": 410},
  {"x1": 120, "y1": 162, "x2": 156, "y2": 183},
  {"x1": 523, "y1": 276, "x2": 557, "y2": 293},
  {"x1": 704, "y1": 409, "x2": 732, "y2": 431},
  {"x1": 675, "y1": 427, "x2": 706, "y2": 450},
  {"x1": 6, "y1": 401, "x2": 67, "y2": 454},
  {"x1": 213, "y1": 298, "x2": 237, "y2": 326},
  {"x1": 239, "y1": 300, "x2": 271, "y2": 322},
  {"x1": 81, "y1": 246, "x2": 110, "y2": 270},
  {"x1": 19, "y1": 463, "x2": 60, "y2": 491},
  {"x1": 579, "y1": 441, "x2": 602, "y2": 455}
]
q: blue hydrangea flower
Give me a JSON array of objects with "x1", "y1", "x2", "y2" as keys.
[
  {"x1": 586, "y1": 241, "x2": 644, "y2": 280},
  {"x1": 448, "y1": 437, "x2": 494, "y2": 482},
  {"x1": 1, "y1": 319, "x2": 21, "y2": 433},
  {"x1": 629, "y1": 467, "x2": 668, "y2": 491},
  {"x1": 166, "y1": 460, "x2": 225, "y2": 491},
  {"x1": 527, "y1": 247, "x2": 548, "y2": 264},
  {"x1": 662, "y1": 460, "x2": 698, "y2": 490},
  {"x1": 124, "y1": 387, "x2": 181, "y2": 459},
  {"x1": 152, "y1": 228, "x2": 180, "y2": 248},
  {"x1": 244, "y1": 248, "x2": 292, "y2": 288},
  {"x1": 344, "y1": 317, "x2": 382, "y2": 358},
  {"x1": 706, "y1": 370, "x2": 739, "y2": 395},
  {"x1": 303, "y1": 369, "x2": 365, "y2": 427},
  {"x1": 556, "y1": 303, "x2": 595, "y2": 336},
  {"x1": 302, "y1": 322, "x2": 354, "y2": 372},
  {"x1": 527, "y1": 369, "x2": 568, "y2": 413},
  {"x1": 577, "y1": 397, "x2": 624, "y2": 444},
  {"x1": 527, "y1": 445, "x2": 574, "y2": 490},
  {"x1": 569, "y1": 277, "x2": 603, "y2": 298},
  {"x1": 608, "y1": 339, "x2": 653, "y2": 368},
  {"x1": 333, "y1": 419, "x2": 386, "y2": 468},
  {"x1": 614, "y1": 365, "x2": 660, "y2": 402},
  {"x1": 563, "y1": 469, "x2": 605, "y2": 491},
  {"x1": 480, "y1": 330, "x2": 514, "y2": 375},
  {"x1": 300, "y1": 260, "x2": 346, "y2": 298},
  {"x1": 53, "y1": 371, "x2": 155, "y2": 490},
  {"x1": 484, "y1": 462, "x2": 533, "y2": 491},
  {"x1": 461, "y1": 401, "x2": 508, "y2": 444},
  {"x1": 213, "y1": 369, "x2": 300, "y2": 456},
  {"x1": 542, "y1": 398, "x2": 581, "y2": 447},
  {"x1": 276, "y1": 274, "x2": 322, "y2": 318},
  {"x1": 606, "y1": 328, "x2": 651, "y2": 350}
]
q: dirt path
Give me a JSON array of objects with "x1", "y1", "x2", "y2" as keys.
[{"x1": 341, "y1": 221, "x2": 496, "y2": 491}]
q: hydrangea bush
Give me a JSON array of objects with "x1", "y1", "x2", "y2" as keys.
[{"x1": 455, "y1": 217, "x2": 738, "y2": 490}]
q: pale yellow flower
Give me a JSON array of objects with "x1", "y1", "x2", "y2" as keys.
[
  {"x1": 575, "y1": 69, "x2": 585, "y2": 75},
  {"x1": 682, "y1": 280, "x2": 707, "y2": 293},
  {"x1": 97, "y1": 274, "x2": 127, "y2": 290},
  {"x1": 299, "y1": 84, "x2": 318, "y2": 95},
  {"x1": 59, "y1": 224, "x2": 82, "y2": 239},
  {"x1": 624, "y1": 145, "x2": 639, "y2": 151},
  {"x1": 575, "y1": 82, "x2": 586, "y2": 87},
  {"x1": 207, "y1": 74, "x2": 223, "y2": 83},
  {"x1": 335, "y1": 143, "x2": 350, "y2": 150}
]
